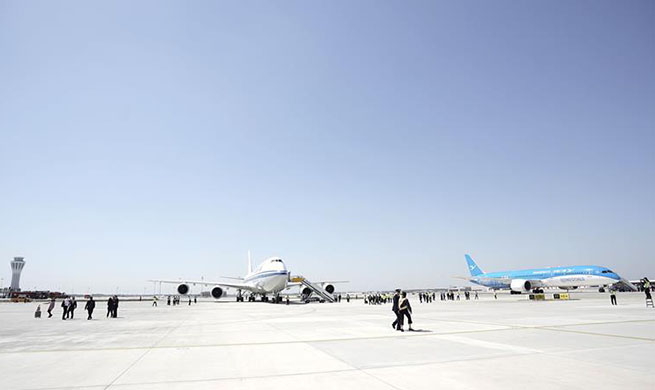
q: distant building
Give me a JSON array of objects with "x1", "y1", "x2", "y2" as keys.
[{"x1": 10, "y1": 257, "x2": 25, "y2": 291}]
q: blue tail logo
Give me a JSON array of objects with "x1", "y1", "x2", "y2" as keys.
[{"x1": 465, "y1": 254, "x2": 483, "y2": 277}]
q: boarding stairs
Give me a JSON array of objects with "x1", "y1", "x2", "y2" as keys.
[{"x1": 300, "y1": 279, "x2": 336, "y2": 303}]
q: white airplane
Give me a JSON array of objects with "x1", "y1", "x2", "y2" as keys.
[{"x1": 151, "y1": 254, "x2": 344, "y2": 303}]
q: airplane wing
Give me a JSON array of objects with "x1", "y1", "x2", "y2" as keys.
[
  {"x1": 313, "y1": 280, "x2": 349, "y2": 284},
  {"x1": 148, "y1": 279, "x2": 258, "y2": 293}
]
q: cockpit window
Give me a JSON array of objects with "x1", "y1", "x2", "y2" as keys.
[{"x1": 602, "y1": 270, "x2": 614, "y2": 273}]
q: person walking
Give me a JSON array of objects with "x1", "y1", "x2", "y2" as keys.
[
  {"x1": 61, "y1": 297, "x2": 70, "y2": 320},
  {"x1": 610, "y1": 289, "x2": 617, "y2": 306},
  {"x1": 152, "y1": 296, "x2": 158, "y2": 307},
  {"x1": 85, "y1": 296, "x2": 96, "y2": 320},
  {"x1": 107, "y1": 296, "x2": 114, "y2": 318},
  {"x1": 391, "y1": 289, "x2": 402, "y2": 330},
  {"x1": 398, "y1": 291, "x2": 414, "y2": 332},
  {"x1": 47, "y1": 298, "x2": 55, "y2": 318},
  {"x1": 69, "y1": 297, "x2": 77, "y2": 319}
]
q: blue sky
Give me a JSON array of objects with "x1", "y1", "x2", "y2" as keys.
[{"x1": 1, "y1": 1, "x2": 653, "y2": 294}]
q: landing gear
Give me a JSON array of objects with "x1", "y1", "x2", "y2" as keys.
[
  {"x1": 532, "y1": 288, "x2": 544, "y2": 294},
  {"x1": 236, "y1": 290, "x2": 244, "y2": 302}
]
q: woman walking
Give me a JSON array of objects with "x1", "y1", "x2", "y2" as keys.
[{"x1": 398, "y1": 292, "x2": 414, "y2": 332}]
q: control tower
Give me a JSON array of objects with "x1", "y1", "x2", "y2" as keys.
[{"x1": 10, "y1": 257, "x2": 25, "y2": 291}]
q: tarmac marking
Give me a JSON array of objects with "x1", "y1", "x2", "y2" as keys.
[
  {"x1": 533, "y1": 326, "x2": 655, "y2": 342},
  {"x1": 437, "y1": 334, "x2": 543, "y2": 353},
  {"x1": 103, "y1": 313, "x2": 191, "y2": 390},
  {"x1": 1, "y1": 318, "x2": 652, "y2": 355},
  {"x1": 0, "y1": 326, "x2": 515, "y2": 354},
  {"x1": 10, "y1": 351, "x2": 540, "y2": 390}
]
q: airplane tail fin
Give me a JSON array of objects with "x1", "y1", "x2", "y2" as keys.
[
  {"x1": 465, "y1": 254, "x2": 483, "y2": 277},
  {"x1": 247, "y1": 251, "x2": 253, "y2": 274}
]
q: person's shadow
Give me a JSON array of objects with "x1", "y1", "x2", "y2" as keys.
[{"x1": 408, "y1": 329, "x2": 432, "y2": 333}]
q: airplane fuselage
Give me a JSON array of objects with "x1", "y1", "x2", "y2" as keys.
[
  {"x1": 469, "y1": 265, "x2": 621, "y2": 289},
  {"x1": 241, "y1": 258, "x2": 290, "y2": 295}
]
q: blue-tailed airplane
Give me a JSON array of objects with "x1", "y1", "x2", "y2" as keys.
[{"x1": 463, "y1": 254, "x2": 637, "y2": 293}]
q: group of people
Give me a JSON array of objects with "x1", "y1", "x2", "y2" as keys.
[
  {"x1": 365, "y1": 293, "x2": 390, "y2": 305},
  {"x1": 61, "y1": 297, "x2": 77, "y2": 319},
  {"x1": 418, "y1": 292, "x2": 435, "y2": 303},
  {"x1": 165, "y1": 295, "x2": 197, "y2": 306},
  {"x1": 106, "y1": 295, "x2": 119, "y2": 318},
  {"x1": 335, "y1": 294, "x2": 349, "y2": 302},
  {"x1": 442, "y1": 291, "x2": 479, "y2": 300},
  {"x1": 40, "y1": 296, "x2": 99, "y2": 320},
  {"x1": 391, "y1": 289, "x2": 413, "y2": 332}
]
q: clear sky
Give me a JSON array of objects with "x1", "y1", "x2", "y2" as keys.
[{"x1": 1, "y1": 1, "x2": 653, "y2": 294}]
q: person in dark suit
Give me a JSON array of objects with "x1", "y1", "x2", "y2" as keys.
[
  {"x1": 391, "y1": 289, "x2": 402, "y2": 330},
  {"x1": 398, "y1": 292, "x2": 414, "y2": 332},
  {"x1": 61, "y1": 298, "x2": 70, "y2": 320},
  {"x1": 107, "y1": 296, "x2": 114, "y2": 318},
  {"x1": 85, "y1": 296, "x2": 96, "y2": 320},
  {"x1": 112, "y1": 295, "x2": 119, "y2": 318},
  {"x1": 69, "y1": 297, "x2": 77, "y2": 319}
]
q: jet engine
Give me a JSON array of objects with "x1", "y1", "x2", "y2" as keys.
[
  {"x1": 211, "y1": 286, "x2": 224, "y2": 299},
  {"x1": 322, "y1": 283, "x2": 335, "y2": 294},
  {"x1": 177, "y1": 283, "x2": 190, "y2": 295},
  {"x1": 510, "y1": 279, "x2": 543, "y2": 293}
]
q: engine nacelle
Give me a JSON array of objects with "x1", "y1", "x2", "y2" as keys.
[
  {"x1": 510, "y1": 279, "x2": 544, "y2": 293},
  {"x1": 322, "y1": 283, "x2": 335, "y2": 294},
  {"x1": 177, "y1": 283, "x2": 190, "y2": 295},
  {"x1": 211, "y1": 286, "x2": 224, "y2": 299},
  {"x1": 510, "y1": 279, "x2": 532, "y2": 293},
  {"x1": 301, "y1": 287, "x2": 312, "y2": 297}
]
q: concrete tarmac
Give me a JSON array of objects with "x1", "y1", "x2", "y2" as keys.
[{"x1": 0, "y1": 292, "x2": 653, "y2": 389}]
